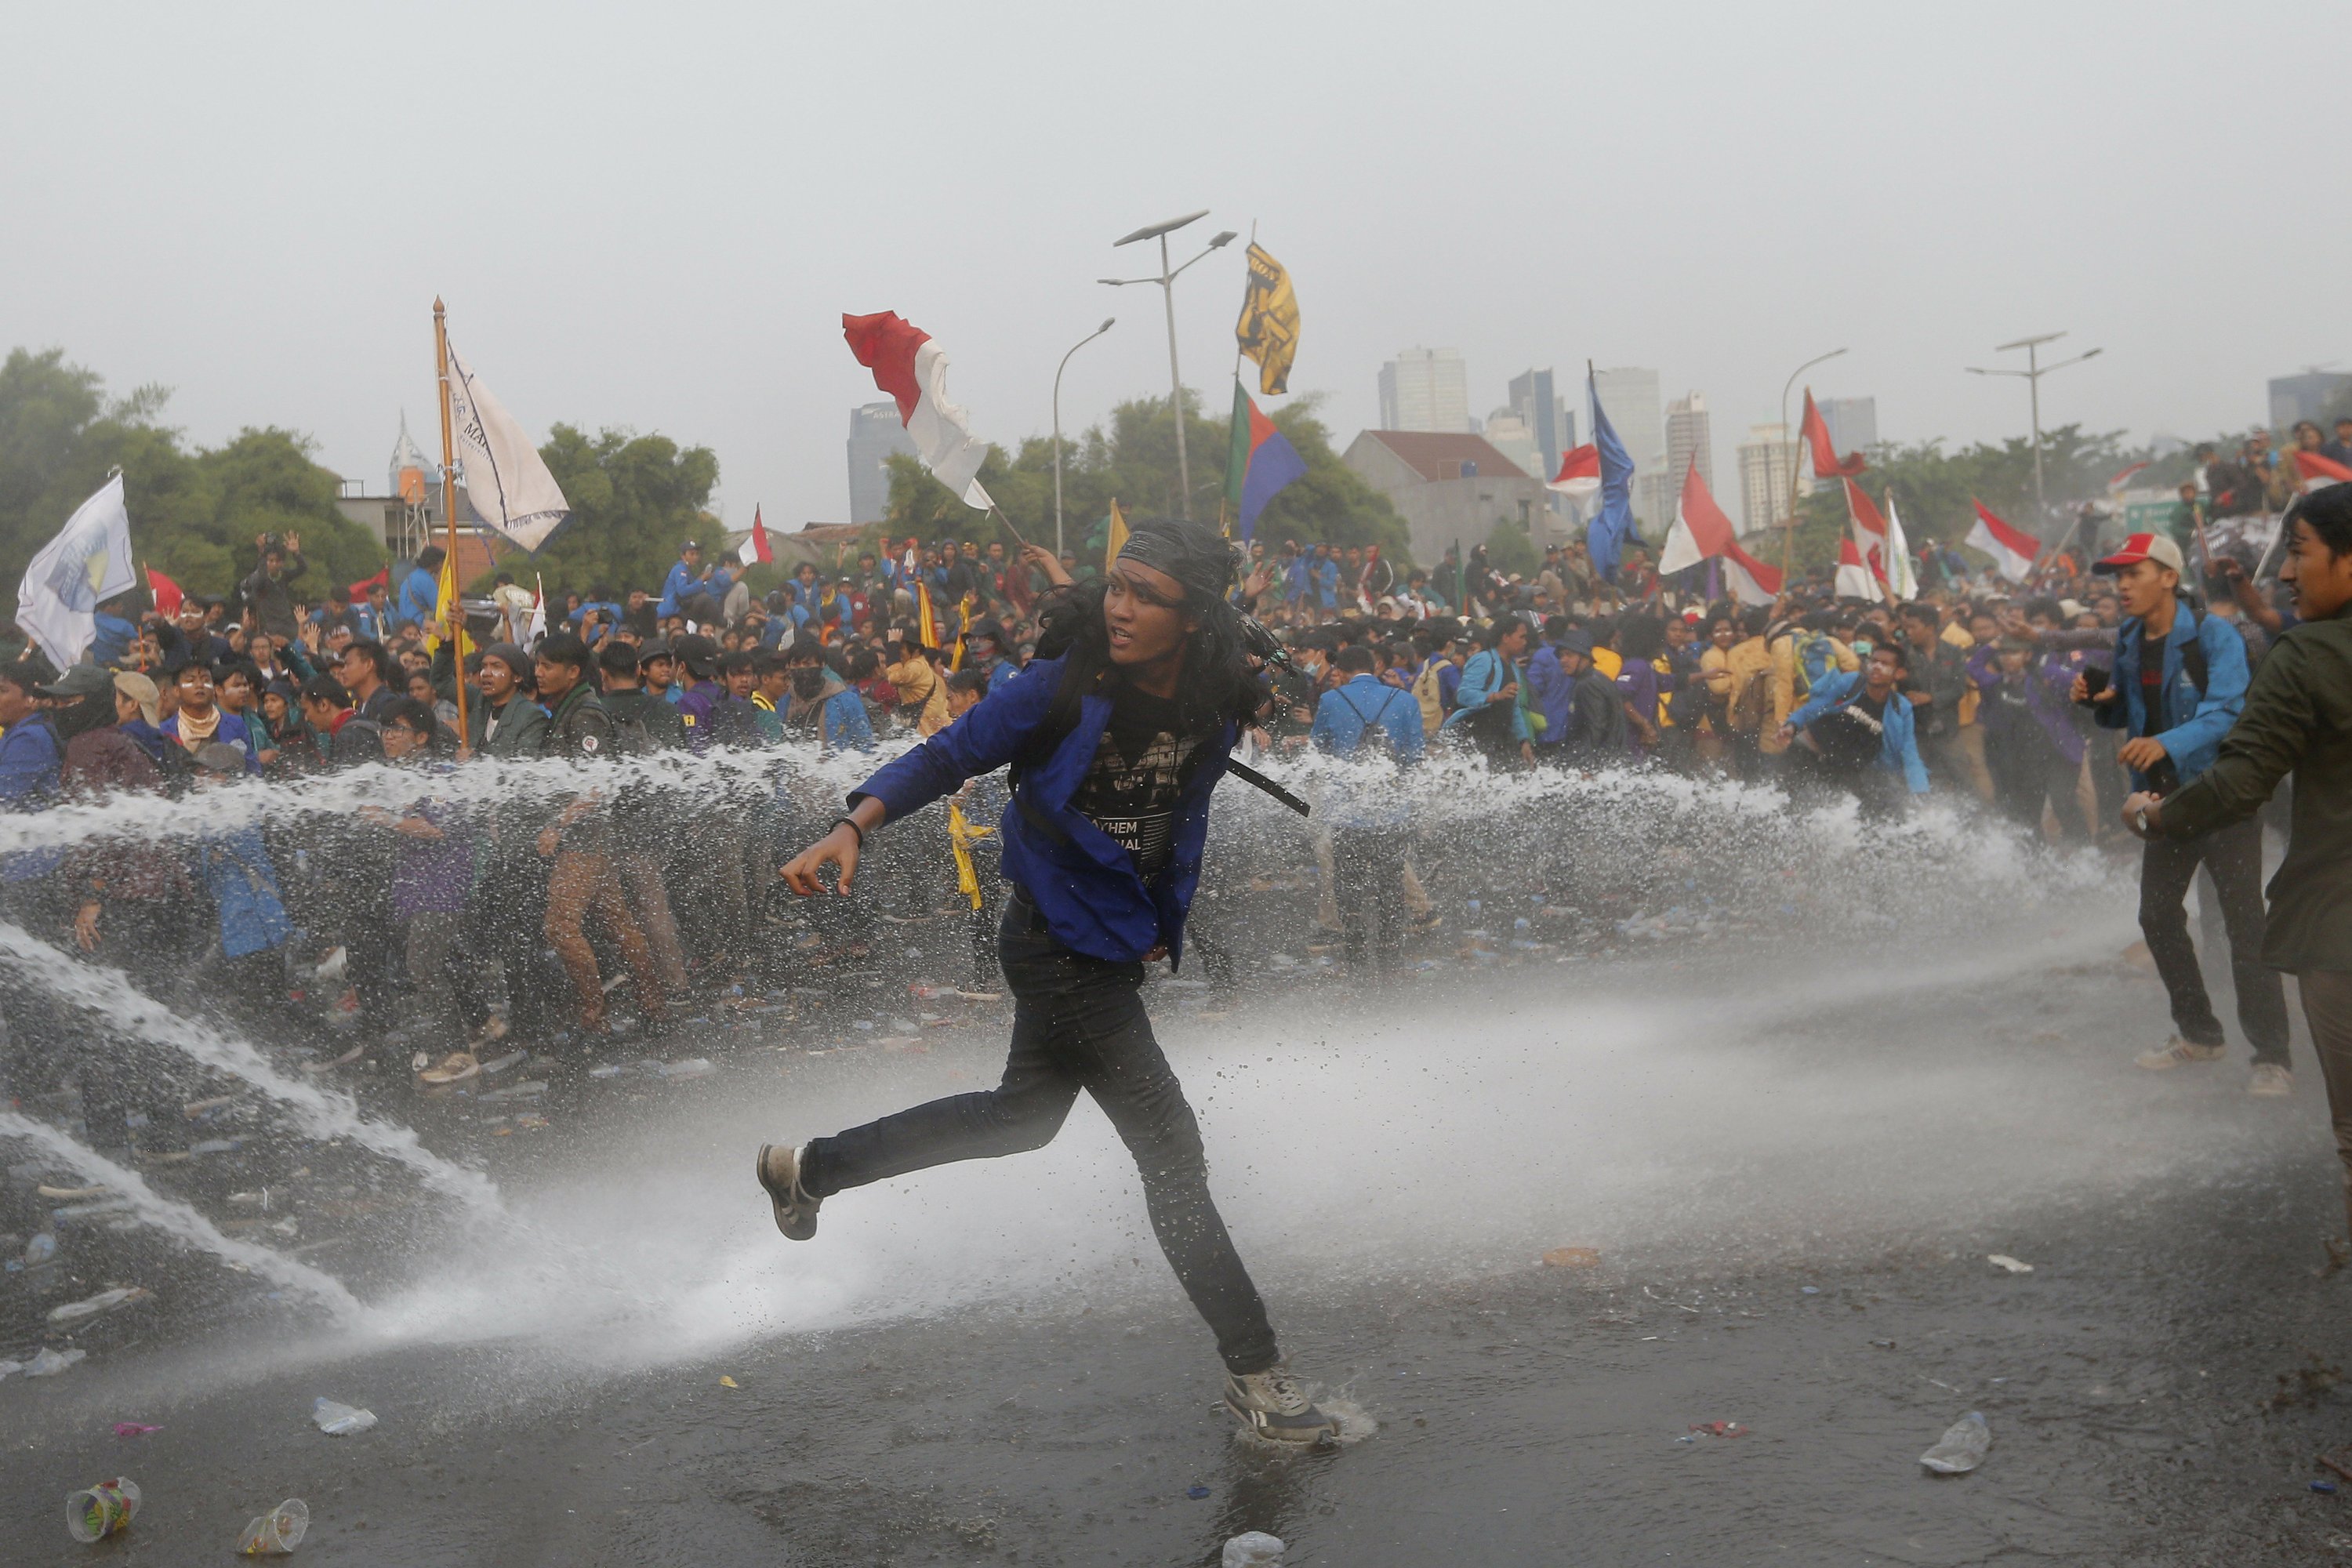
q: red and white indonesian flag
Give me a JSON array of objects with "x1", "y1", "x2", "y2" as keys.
[
  {"x1": 842, "y1": 311, "x2": 996, "y2": 511},
  {"x1": 1548, "y1": 443, "x2": 1601, "y2": 501},
  {"x1": 2107, "y1": 461, "x2": 2151, "y2": 495},
  {"x1": 1835, "y1": 538, "x2": 1878, "y2": 601},
  {"x1": 1841, "y1": 479, "x2": 1899, "y2": 600},
  {"x1": 525, "y1": 574, "x2": 546, "y2": 644},
  {"x1": 1802, "y1": 390, "x2": 1867, "y2": 479},
  {"x1": 738, "y1": 506, "x2": 774, "y2": 567},
  {"x1": 2294, "y1": 450, "x2": 2352, "y2": 492},
  {"x1": 1880, "y1": 490, "x2": 1919, "y2": 600},
  {"x1": 1657, "y1": 459, "x2": 1782, "y2": 605},
  {"x1": 1964, "y1": 499, "x2": 2038, "y2": 583}
]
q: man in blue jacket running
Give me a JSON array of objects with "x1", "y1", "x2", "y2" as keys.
[{"x1": 760, "y1": 516, "x2": 1338, "y2": 1444}]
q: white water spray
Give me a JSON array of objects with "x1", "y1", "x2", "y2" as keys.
[
  {"x1": 0, "y1": 925, "x2": 504, "y2": 1218},
  {"x1": 0, "y1": 1110, "x2": 362, "y2": 1315}
]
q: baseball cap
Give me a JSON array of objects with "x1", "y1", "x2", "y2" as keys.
[
  {"x1": 2095, "y1": 532, "x2": 2185, "y2": 575},
  {"x1": 35, "y1": 664, "x2": 115, "y2": 700}
]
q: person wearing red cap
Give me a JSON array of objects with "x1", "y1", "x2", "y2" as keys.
[{"x1": 2078, "y1": 532, "x2": 2290, "y2": 1091}]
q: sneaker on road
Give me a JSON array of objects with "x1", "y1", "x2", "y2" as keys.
[
  {"x1": 757, "y1": 1143, "x2": 822, "y2": 1240},
  {"x1": 2249, "y1": 1063, "x2": 2294, "y2": 1097},
  {"x1": 1224, "y1": 1364, "x2": 1340, "y2": 1444},
  {"x1": 2135, "y1": 1037, "x2": 2226, "y2": 1071}
]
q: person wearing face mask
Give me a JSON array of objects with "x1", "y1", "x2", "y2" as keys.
[{"x1": 762, "y1": 516, "x2": 1341, "y2": 1446}]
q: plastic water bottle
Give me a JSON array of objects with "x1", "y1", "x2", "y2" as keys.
[{"x1": 1919, "y1": 1410, "x2": 1991, "y2": 1474}]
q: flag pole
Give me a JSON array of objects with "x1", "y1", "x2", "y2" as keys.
[
  {"x1": 433, "y1": 299, "x2": 469, "y2": 746},
  {"x1": 1779, "y1": 390, "x2": 1806, "y2": 591}
]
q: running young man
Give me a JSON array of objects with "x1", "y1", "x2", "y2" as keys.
[{"x1": 761, "y1": 516, "x2": 1338, "y2": 1443}]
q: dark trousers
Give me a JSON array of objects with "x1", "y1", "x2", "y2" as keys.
[
  {"x1": 802, "y1": 891, "x2": 1282, "y2": 1374},
  {"x1": 2139, "y1": 817, "x2": 2289, "y2": 1063},
  {"x1": 2299, "y1": 970, "x2": 2352, "y2": 1237},
  {"x1": 1332, "y1": 827, "x2": 1406, "y2": 974}
]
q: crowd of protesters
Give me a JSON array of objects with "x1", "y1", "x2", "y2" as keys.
[{"x1": 0, "y1": 460, "x2": 2344, "y2": 1156}]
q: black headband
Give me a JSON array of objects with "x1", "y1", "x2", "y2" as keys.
[{"x1": 1114, "y1": 518, "x2": 1236, "y2": 605}]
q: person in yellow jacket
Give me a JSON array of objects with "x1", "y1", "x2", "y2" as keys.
[{"x1": 884, "y1": 632, "x2": 949, "y2": 736}]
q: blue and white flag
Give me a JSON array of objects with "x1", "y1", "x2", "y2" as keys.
[
  {"x1": 16, "y1": 473, "x2": 135, "y2": 670},
  {"x1": 1585, "y1": 372, "x2": 1638, "y2": 579}
]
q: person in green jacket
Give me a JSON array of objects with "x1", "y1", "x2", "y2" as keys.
[{"x1": 2129, "y1": 487, "x2": 2352, "y2": 1245}]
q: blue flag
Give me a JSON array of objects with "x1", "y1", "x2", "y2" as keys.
[{"x1": 1585, "y1": 372, "x2": 1637, "y2": 578}]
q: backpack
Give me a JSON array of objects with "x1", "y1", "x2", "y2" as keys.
[
  {"x1": 1790, "y1": 630, "x2": 1837, "y2": 697},
  {"x1": 1410, "y1": 657, "x2": 1448, "y2": 736},
  {"x1": 1729, "y1": 664, "x2": 1775, "y2": 735},
  {"x1": 1327, "y1": 684, "x2": 1397, "y2": 759}
]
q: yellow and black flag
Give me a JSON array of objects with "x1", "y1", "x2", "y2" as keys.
[{"x1": 1233, "y1": 242, "x2": 1300, "y2": 396}]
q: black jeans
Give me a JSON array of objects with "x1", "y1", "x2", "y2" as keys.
[
  {"x1": 2139, "y1": 816, "x2": 2289, "y2": 1063},
  {"x1": 1332, "y1": 827, "x2": 1406, "y2": 974},
  {"x1": 800, "y1": 890, "x2": 1282, "y2": 1374}
]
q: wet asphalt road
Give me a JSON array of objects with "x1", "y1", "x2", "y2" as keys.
[{"x1": 7, "y1": 917, "x2": 2352, "y2": 1565}]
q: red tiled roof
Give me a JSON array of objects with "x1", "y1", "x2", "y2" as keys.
[{"x1": 1363, "y1": 430, "x2": 1530, "y2": 483}]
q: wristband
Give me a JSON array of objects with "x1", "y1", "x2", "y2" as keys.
[{"x1": 832, "y1": 815, "x2": 865, "y2": 847}]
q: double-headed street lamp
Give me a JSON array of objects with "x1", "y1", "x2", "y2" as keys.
[
  {"x1": 1776, "y1": 347, "x2": 1848, "y2": 577},
  {"x1": 1968, "y1": 332, "x2": 2103, "y2": 527},
  {"x1": 1053, "y1": 318, "x2": 1116, "y2": 557},
  {"x1": 1098, "y1": 210, "x2": 1237, "y2": 518}
]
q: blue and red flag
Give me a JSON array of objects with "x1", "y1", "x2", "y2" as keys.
[{"x1": 1224, "y1": 385, "x2": 1308, "y2": 541}]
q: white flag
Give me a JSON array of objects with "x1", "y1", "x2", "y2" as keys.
[
  {"x1": 445, "y1": 339, "x2": 572, "y2": 553},
  {"x1": 1882, "y1": 492, "x2": 1920, "y2": 601},
  {"x1": 526, "y1": 574, "x2": 546, "y2": 644},
  {"x1": 16, "y1": 474, "x2": 135, "y2": 670}
]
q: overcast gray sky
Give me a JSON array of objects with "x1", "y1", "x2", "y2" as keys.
[{"x1": 8, "y1": 1, "x2": 2343, "y2": 528}]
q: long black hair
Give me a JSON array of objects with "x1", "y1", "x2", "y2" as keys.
[{"x1": 1031, "y1": 575, "x2": 1270, "y2": 743}]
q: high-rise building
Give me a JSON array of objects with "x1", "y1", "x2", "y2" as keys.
[
  {"x1": 1817, "y1": 396, "x2": 1878, "y2": 459},
  {"x1": 2270, "y1": 371, "x2": 2352, "y2": 431},
  {"x1": 1379, "y1": 348, "x2": 1470, "y2": 434},
  {"x1": 1737, "y1": 423, "x2": 1797, "y2": 536},
  {"x1": 846, "y1": 401, "x2": 918, "y2": 524},
  {"x1": 1506, "y1": 368, "x2": 1570, "y2": 482},
  {"x1": 1483, "y1": 408, "x2": 1544, "y2": 482},
  {"x1": 1592, "y1": 366, "x2": 1664, "y2": 531},
  {"x1": 1664, "y1": 392, "x2": 1713, "y2": 492}
]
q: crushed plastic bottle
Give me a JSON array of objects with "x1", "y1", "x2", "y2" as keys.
[
  {"x1": 1919, "y1": 1410, "x2": 1991, "y2": 1475},
  {"x1": 311, "y1": 1397, "x2": 376, "y2": 1436},
  {"x1": 48, "y1": 1287, "x2": 150, "y2": 1325},
  {"x1": 27, "y1": 1346, "x2": 87, "y2": 1377},
  {"x1": 237, "y1": 1497, "x2": 309, "y2": 1555},
  {"x1": 1222, "y1": 1531, "x2": 1285, "y2": 1567}
]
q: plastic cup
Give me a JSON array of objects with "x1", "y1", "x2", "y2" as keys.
[
  {"x1": 65, "y1": 1476, "x2": 140, "y2": 1542},
  {"x1": 238, "y1": 1497, "x2": 309, "y2": 1555}
]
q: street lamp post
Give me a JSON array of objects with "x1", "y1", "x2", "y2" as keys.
[
  {"x1": 1099, "y1": 210, "x2": 1236, "y2": 518},
  {"x1": 1777, "y1": 347, "x2": 1848, "y2": 578},
  {"x1": 1052, "y1": 318, "x2": 1116, "y2": 559},
  {"x1": 1967, "y1": 332, "x2": 2103, "y2": 528}
]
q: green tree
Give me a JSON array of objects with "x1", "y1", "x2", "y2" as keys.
[
  {"x1": 1482, "y1": 517, "x2": 1541, "y2": 580},
  {"x1": 530, "y1": 426, "x2": 720, "y2": 599},
  {"x1": 0, "y1": 347, "x2": 383, "y2": 612}
]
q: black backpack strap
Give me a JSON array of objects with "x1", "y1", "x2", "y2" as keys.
[{"x1": 1224, "y1": 759, "x2": 1310, "y2": 818}]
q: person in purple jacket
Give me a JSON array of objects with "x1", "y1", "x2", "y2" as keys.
[{"x1": 759, "y1": 516, "x2": 1339, "y2": 1445}]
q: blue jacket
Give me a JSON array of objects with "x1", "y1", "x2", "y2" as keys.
[
  {"x1": 93, "y1": 612, "x2": 137, "y2": 666},
  {"x1": 0, "y1": 715, "x2": 62, "y2": 883},
  {"x1": 1440, "y1": 648, "x2": 1530, "y2": 742},
  {"x1": 822, "y1": 688, "x2": 875, "y2": 753},
  {"x1": 852, "y1": 655, "x2": 1230, "y2": 965},
  {"x1": 397, "y1": 565, "x2": 439, "y2": 631},
  {"x1": 195, "y1": 826, "x2": 296, "y2": 958},
  {"x1": 1312, "y1": 557, "x2": 1340, "y2": 607},
  {"x1": 1788, "y1": 671, "x2": 1930, "y2": 793},
  {"x1": 1525, "y1": 644, "x2": 1574, "y2": 745},
  {"x1": 2095, "y1": 602, "x2": 2249, "y2": 792},
  {"x1": 1311, "y1": 674, "x2": 1425, "y2": 761}
]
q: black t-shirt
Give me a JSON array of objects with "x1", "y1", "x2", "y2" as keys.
[
  {"x1": 1810, "y1": 687, "x2": 1889, "y2": 775},
  {"x1": 2139, "y1": 632, "x2": 2168, "y2": 716},
  {"x1": 1072, "y1": 684, "x2": 1202, "y2": 880}
]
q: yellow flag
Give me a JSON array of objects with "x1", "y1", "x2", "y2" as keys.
[
  {"x1": 1233, "y1": 242, "x2": 1299, "y2": 396},
  {"x1": 426, "y1": 545, "x2": 475, "y2": 655},
  {"x1": 1105, "y1": 499, "x2": 1129, "y2": 566}
]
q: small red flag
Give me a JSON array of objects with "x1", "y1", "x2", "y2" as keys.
[
  {"x1": 1802, "y1": 390, "x2": 1867, "y2": 479},
  {"x1": 146, "y1": 564, "x2": 182, "y2": 619}
]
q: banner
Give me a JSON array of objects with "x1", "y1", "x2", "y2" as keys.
[
  {"x1": 445, "y1": 339, "x2": 573, "y2": 553},
  {"x1": 17, "y1": 474, "x2": 135, "y2": 670},
  {"x1": 1233, "y1": 242, "x2": 1300, "y2": 397}
]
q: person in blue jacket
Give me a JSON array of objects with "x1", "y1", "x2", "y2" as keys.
[
  {"x1": 1777, "y1": 641, "x2": 1930, "y2": 808},
  {"x1": 395, "y1": 546, "x2": 443, "y2": 633},
  {"x1": 760, "y1": 515, "x2": 1338, "y2": 1444},
  {"x1": 1311, "y1": 644, "x2": 1425, "y2": 973},
  {"x1": 2078, "y1": 531, "x2": 2288, "y2": 1085}
]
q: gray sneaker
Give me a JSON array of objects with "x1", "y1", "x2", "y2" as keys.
[
  {"x1": 2249, "y1": 1062, "x2": 2294, "y2": 1098},
  {"x1": 756, "y1": 1143, "x2": 821, "y2": 1240},
  {"x1": 2135, "y1": 1036, "x2": 2226, "y2": 1071},
  {"x1": 1223, "y1": 1364, "x2": 1339, "y2": 1444}
]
